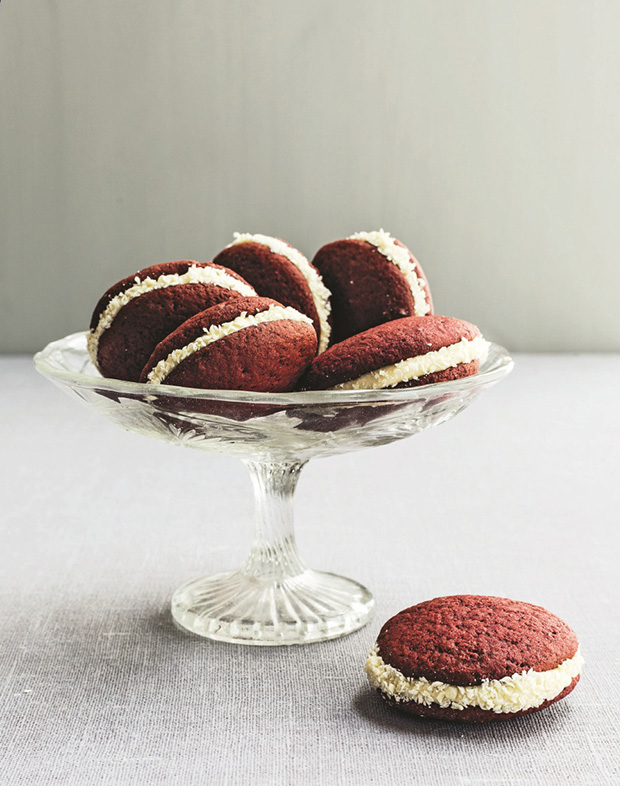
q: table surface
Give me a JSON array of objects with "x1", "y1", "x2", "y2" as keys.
[{"x1": 1, "y1": 354, "x2": 619, "y2": 785}]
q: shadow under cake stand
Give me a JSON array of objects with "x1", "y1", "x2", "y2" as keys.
[{"x1": 35, "y1": 333, "x2": 513, "y2": 646}]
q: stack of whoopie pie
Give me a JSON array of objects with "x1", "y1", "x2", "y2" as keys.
[
  {"x1": 87, "y1": 229, "x2": 489, "y2": 392},
  {"x1": 88, "y1": 238, "x2": 587, "y2": 725}
]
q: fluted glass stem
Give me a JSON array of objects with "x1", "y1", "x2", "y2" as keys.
[
  {"x1": 170, "y1": 455, "x2": 374, "y2": 643},
  {"x1": 241, "y1": 459, "x2": 307, "y2": 580}
]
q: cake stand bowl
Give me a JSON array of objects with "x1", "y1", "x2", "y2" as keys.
[{"x1": 35, "y1": 333, "x2": 513, "y2": 646}]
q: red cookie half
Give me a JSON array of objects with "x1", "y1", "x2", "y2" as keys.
[
  {"x1": 300, "y1": 315, "x2": 488, "y2": 391},
  {"x1": 365, "y1": 595, "x2": 583, "y2": 723},
  {"x1": 140, "y1": 296, "x2": 317, "y2": 392},
  {"x1": 312, "y1": 230, "x2": 433, "y2": 343},
  {"x1": 213, "y1": 234, "x2": 332, "y2": 353},
  {"x1": 88, "y1": 261, "x2": 257, "y2": 381}
]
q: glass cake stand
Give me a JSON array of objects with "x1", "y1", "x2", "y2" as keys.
[{"x1": 34, "y1": 332, "x2": 513, "y2": 646}]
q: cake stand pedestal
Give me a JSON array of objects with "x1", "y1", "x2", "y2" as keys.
[{"x1": 171, "y1": 459, "x2": 373, "y2": 644}]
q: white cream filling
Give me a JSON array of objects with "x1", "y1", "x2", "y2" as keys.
[
  {"x1": 332, "y1": 335, "x2": 489, "y2": 391},
  {"x1": 87, "y1": 265, "x2": 257, "y2": 364},
  {"x1": 146, "y1": 304, "x2": 313, "y2": 385},
  {"x1": 365, "y1": 644, "x2": 583, "y2": 714},
  {"x1": 228, "y1": 232, "x2": 332, "y2": 354},
  {"x1": 348, "y1": 229, "x2": 431, "y2": 317}
]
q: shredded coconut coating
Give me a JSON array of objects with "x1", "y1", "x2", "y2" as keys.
[
  {"x1": 229, "y1": 233, "x2": 332, "y2": 353},
  {"x1": 87, "y1": 265, "x2": 256, "y2": 364},
  {"x1": 365, "y1": 645, "x2": 583, "y2": 714},
  {"x1": 348, "y1": 229, "x2": 431, "y2": 317},
  {"x1": 146, "y1": 304, "x2": 313, "y2": 385},
  {"x1": 332, "y1": 336, "x2": 489, "y2": 391}
]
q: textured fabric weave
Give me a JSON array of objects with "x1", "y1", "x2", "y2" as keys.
[{"x1": 1, "y1": 356, "x2": 619, "y2": 784}]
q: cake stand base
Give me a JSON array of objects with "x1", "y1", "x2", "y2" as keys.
[{"x1": 171, "y1": 569, "x2": 374, "y2": 646}]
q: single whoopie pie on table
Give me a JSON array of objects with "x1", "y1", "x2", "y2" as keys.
[
  {"x1": 312, "y1": 229, "x2": 433, "y2": 344},
  {"x1": 365, "y1": 595, "x2": 583, "y2": 723},
  {"x1": 300, "y1": 315, "x2": 488, "y2": 391},
  {"x1": 88, "y1": 261, "x2": 257, "y2": 382},
  {"x1": 212, "y1": 233, "x2": 332, "y2": 354},
  {"x1": 140, "y1": 296, "x2": 317, "y2": 392}
]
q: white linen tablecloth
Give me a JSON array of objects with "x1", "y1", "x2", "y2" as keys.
[{"x1": 1, "y1": 355, "x2": 619, "y2": 785}]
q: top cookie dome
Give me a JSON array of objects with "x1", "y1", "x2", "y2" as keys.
[{"x1": 376, "y1": 595, "x2": 579, "y2": 685}]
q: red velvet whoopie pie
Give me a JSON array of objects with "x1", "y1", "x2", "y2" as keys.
[
  {"x1": 140, "y1": 296, "x2": 317, "y2": 392},
  {"x1": 365, "y1": 595, "x2": 583, "y2": 723},
  {"x1": 213, "y1": 233, "x2": 332, "y2": 353},
  {"x1": 312, "y1": 229, "x2": 433, "y2": 344},
  {"x1": 88, "y1": 261, "x2": 256, "y2": 382},
  {"x1": 300, "y1": 315, "x2": 488, "y2": 391}
]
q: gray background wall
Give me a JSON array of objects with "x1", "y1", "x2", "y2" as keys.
[{"x1": 1, "y1": 0, "x2": 619, "y2": 354}]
